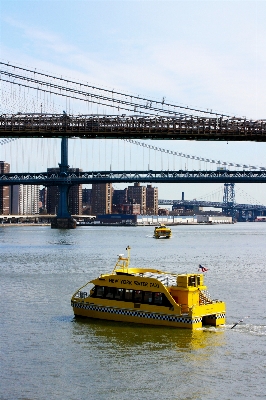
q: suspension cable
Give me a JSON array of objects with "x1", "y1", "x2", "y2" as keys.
[
  {"x1": 0, "y1": 62, "x2": 231, "y2": 118},
  {"x1": 123, "y1": 139, "x2": 266, "y2": 171}
]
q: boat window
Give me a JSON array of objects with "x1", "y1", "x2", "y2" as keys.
[
  {"x1": 154, "y1": 292, "x2": 172, "y2": 307},
  {"x1": 95, "y1": 286, "x2": 105, "y2": 297},
  {"x1": 105, "y1": 287, "x2": 115, "y2": 299},
  {"x1": 92, "y1": 287, "x2": 172, "y2": 307},
  {"x1": 143, "y1": 291, "x2": 153, "y2": 304},
  {"x1": 162, "y1": 294, "x2": 173, "y2": 307},
  {"x1": 154, "y1": 292, "x2": 163, "y2": 305},
  {"x1": 114, "y1": 288, "x2": 124, "y2": 300},
  {"x1": 188, "y1": 276, "x2": 196, "y2": 287},
  {"x1": 134, "y1": 290, "x2": 142, "y2": 302},
  {"x1": 124, "y1": 289, "x2": 133, "y2": 301}
]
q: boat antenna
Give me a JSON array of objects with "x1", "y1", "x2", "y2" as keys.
[
  {"x1": 126, "y1": 245, "x2": 131, "y2": 267},
  {"x1": 113, "y1": 246, "x2": 131, "y2": 273},
  {"x1": 231, "y1": 316, "x2": 250, "y2": 329}
]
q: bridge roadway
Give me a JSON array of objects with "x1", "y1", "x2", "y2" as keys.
[
  {"x1": 1, "y1": 114, "x2": 266, "y2": 141},
  {"x1": 1, "y1": 169, "x2": 266, "y2": 186},
  {"x1": 158, "y1": 199, "x2": 266, "y2": 211}
]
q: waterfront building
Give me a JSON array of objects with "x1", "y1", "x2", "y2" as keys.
[
  {"x1": 10, "y1": 185, "x2": 20, "y2": 214},
  {"x1": 112, "y1": 188, "x2": 128, "y2": 213},
  {"x1": 91, "y1": 183, "x2": 112, "y2": 214},
  {"x1": 112, "y1": 188, "x2": 128, "y2": 206},
  {"x1": 82, "y1": 188, "x2": 92, "y2": 206},
  {"x1": 19, "y1": 185, "x2": 40, "y2": 215},
  {"x1": 112, "y1": 203, "x2": 140, "y2": 215},
  {"x1": 39, "y1": 187, "x2": 47, "y2": 211},
  {"x1": 8, "y1": 184, "x2": 40, "y2": 215},
  {"x1": 127, "y1": 183, "x2": 146, "y2": 214},
  {"x1": 146, "y1": 184, "x2": 158, "y2": 215},
  {"x1": 0, "y1": 161, "x2": 10, "y2": 214}
]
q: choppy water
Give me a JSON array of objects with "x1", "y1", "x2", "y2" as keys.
[{"x1": 1, "y1": 224, "x2": 265, "y2": 399}]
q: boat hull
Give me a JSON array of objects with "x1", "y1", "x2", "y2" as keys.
[
  {"x1": 154, "y1": 226, "x2": 172, "y2": 239},
  {"x1": 72, "y1": 301, "x2": 225, "y2": 329},
  {"x1": 154, "y1": 235, "x2": 171, "y2": 239}
]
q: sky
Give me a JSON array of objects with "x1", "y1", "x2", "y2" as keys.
[{"x1": 1, "y1": 0, "x2": 266, "y2": 205}]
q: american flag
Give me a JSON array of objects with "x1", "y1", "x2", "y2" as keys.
[{"x1": 198, "y1": 264, "x2": 208, "y2": 272}]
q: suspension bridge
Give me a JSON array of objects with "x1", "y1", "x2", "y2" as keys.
[{"x1": 0, "y1": 62, "x2": 265, "y2": 227}]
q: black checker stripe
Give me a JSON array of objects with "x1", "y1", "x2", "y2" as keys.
[
  {"x1": 71, "y1": 301, "x2": 202, "y2": 324},
  {"x1": 207, "y1": 313, "x2": 225, "y2": 320}
]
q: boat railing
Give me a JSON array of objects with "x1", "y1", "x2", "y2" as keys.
[
  {"x1": 74, "y1": 290, "x2": 89, "y2": 299},
  {"x1": 199, "y1": 289, "x2": 212, "y2": 305}
]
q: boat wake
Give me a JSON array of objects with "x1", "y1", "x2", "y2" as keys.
[
  {"x1": 229, "y1": 323, "x2": 266, "y2": 336},
  {"x1": 49, "y1": 240, "x2": 74, "y2": 245},
  {"x1": 201, "y1": 323, "x2": 266, "y2": 336}
]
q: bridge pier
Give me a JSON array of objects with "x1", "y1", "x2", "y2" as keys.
[
  {"x1": 51, "y1": 216, "x2": 76, "y2": 229},
  {"x1": 51, "y1": 135, "x2": 76, "y2": 229}
]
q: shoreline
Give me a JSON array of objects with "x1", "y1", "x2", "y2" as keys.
[{"x1": 1, "y1": 222, "x2": 235, "y2": 227}]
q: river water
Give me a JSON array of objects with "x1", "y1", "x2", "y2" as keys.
[{"x1": 1, "y1": 223, "x2": 265, "y2": 399}]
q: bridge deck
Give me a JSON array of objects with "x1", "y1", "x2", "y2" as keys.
[{"x1": 1, "y1": 114, "x2": 266, "y2": 141}]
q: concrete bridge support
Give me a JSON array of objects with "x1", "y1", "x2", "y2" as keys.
[{"x1": 51, "y1": 136, "x2": 76, "y2": 229}]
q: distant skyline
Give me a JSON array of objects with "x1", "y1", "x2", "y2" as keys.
[{"x1": 1, "y1": 0, "x2": 266, "y2": 204}]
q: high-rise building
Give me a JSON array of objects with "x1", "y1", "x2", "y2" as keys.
[
  {"x1": 9, "y1": 184, "x2": 40, "y2": 215},
  {"x1": 19, "y1": 185, "x2": 40, "y2": 214},
  {"x1": 146, "y1": 184, "x2": 158, "y2": 215},
  {"x1": 0, "y1": 161, "x2": 10, "y2": 214},
  {"x1": 10, "y1": 185, "x2": 20, "y2": 214},
  {"x1": 112, "y1": 189, "x2": 128, "y2": 205},
  {"x1": 69, "y1": 184, "x2": 83, "y2": 215},
  {"x1": 91, "y1": 183, "x2": 112, "y2": 214},
  {"x1": 82, "y1": 188, "x2": 92, "y2": 205},
  {"x1": 46, "y1": 168, "x2": 83, "y2": 215},
  {"x1": 39, "y1": 187, "x2": 47, "y2": 211},
  {"x1": 127, "y1": 183, "x2": 146, "y2": 214},
  {"x1": 112, "y1": 188, "x2": 129, "y2": 214}
]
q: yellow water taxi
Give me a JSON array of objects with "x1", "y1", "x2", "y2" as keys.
[
  {"x1": 153, "y1": 224, "x2": 172, "y2": 239},
  {"x1": 71, "y1": 247, "x2": 225, "y2": 329}
]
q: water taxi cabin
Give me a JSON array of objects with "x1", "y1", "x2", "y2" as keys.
[
  {"x1": 153, "y1": 224, "x2": 172, "y2": 239},
  {"x1": 71, "y1": 247, "x2": 225, "y2": 329}
]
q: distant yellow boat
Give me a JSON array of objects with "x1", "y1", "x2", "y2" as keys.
[
  {"x1": 153, "y1": 224, "x2": 172, "y2": 239},
  {"x1": 71, "y1": 247, "x2": 226, "y2": 330}
]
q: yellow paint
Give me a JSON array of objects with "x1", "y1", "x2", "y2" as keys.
[
  {"x1": 71, "y1": 246, "x2": 226, "y2": 329},
  {"x1": 153, "y1": 225, "x2": 172, "y2": 239}
]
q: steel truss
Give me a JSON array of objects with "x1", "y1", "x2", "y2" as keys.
[
  {"x1": 159, "y1": 199, "x2": 266, "y2": 212},
  {"x1": 1, "y1": 169, "x2": 266, "y2": 186},
  {"x1": 0, "y1": 114, "x2": 266, "y2": 141}
]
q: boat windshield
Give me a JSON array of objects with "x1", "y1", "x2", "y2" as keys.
[{"x1": 74, "y1": 282, "x2": 94, "y2": 299}]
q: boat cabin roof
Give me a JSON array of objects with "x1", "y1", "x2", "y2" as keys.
[{"x1": 135, "y1": 271, "x2": 177, "y2": 286}]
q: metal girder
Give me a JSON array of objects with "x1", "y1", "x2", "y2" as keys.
[
  {"x1": 1, "y1": 114, "x2": 266, "y2": 141},
  {"x1": 160, "y1": 199, "x2": 266, "y2": 211},
  {"x1": 1, "y1": 169, "x2": 266, "y2": 186}
]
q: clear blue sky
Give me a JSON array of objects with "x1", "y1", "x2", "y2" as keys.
[{"x1": 1, "y1": 0, "x2": 266, "y2": 204}]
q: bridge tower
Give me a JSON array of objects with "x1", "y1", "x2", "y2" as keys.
[
  {"x1": 51, "y1": 136, "x2": 76, "y2": 229},
  {"x1": 222, "y1": 183, "x2": 236, "y2": 221}
]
